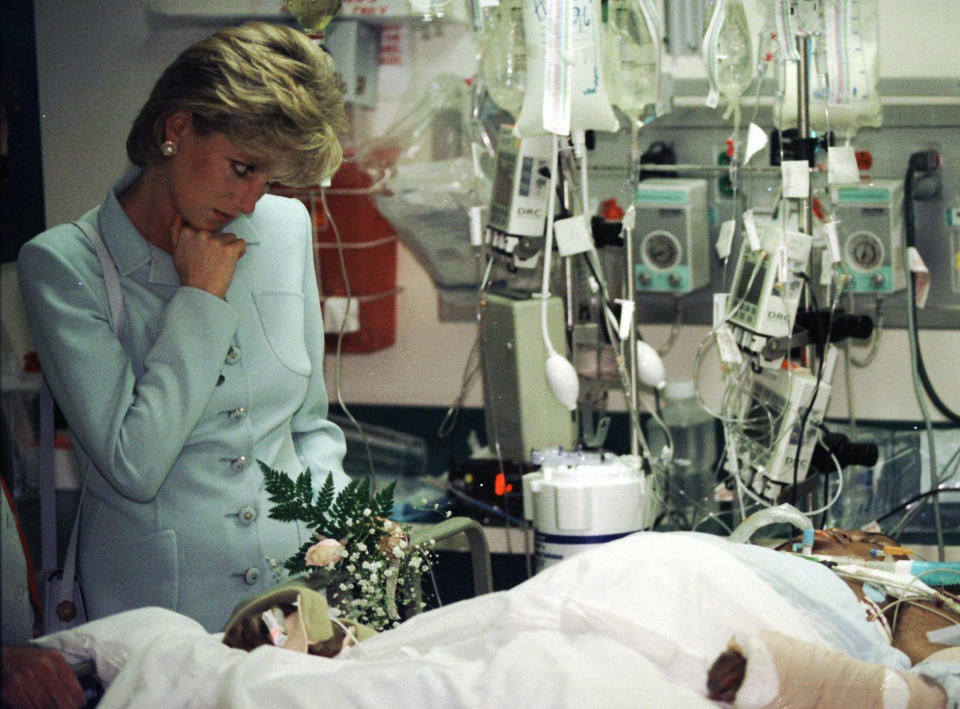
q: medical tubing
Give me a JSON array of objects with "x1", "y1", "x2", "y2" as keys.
[
  {"x1": 562, "y1": 180, "x2": 648, "y2": 452},
  {"x1": 539, "y1": 134, "x2": 560, "y2": 355},
  {"x1": 437, "y1": 334, "x2": 481, "y2": 439},
  {"x1": 880, "y1": 596, "x2": 960, "y2": 638},
  {"x1": 690, "y1": 257, "x2": 766, "y2": 424},
  {"x1": 903, "y1": 168, "x2": 960, "y2": 426},
  {"x1": 906, "y1": 562, "x2": 960, "y2": 587},
  {"x1": 902, "y1": 165, "x2": 946, "y2": 561},
  {"x1": 789, "y1": 277, "x2": 838, "y2": 505},
  {"x1": 728, "y1": 502, "x2": 813, "y2": 543},
  {"x1": 439, "y1": 256, "x2": 492, "y2": 440},
  {"x1": 875, "y1": 482, "x2": 960, "y2": 527},
  {"x1": 842, "y1": 343, "x2": 857, "y2": 430},
  {"x1": 599, "y1": 297, "x2": 655, "y2": 463},
  {"x1": 802, "y1": 451, "x2": 844, "y2": 517},
  {"x1": 319, "y1": 188, "x2": 379, "y2": 488},
  {"x1": 847, "y1": 294, "x2": 884, "y2": 368},
  {"x1": 656, "y1": 297, "x2": 683, "y2": 357},
  {"x1": 843, "y1": 294, "x2": 883, "y2": 429},
  {"x1": 330, "y1": 616, "x2": 365, "y2": 656},
  {"x1": 901, "y1": 573, "x2": 960, "y2": 617},
  {"x1": 443, "y1": 485, "x2": 525, "y2": 526},
  {"x1": 935, "y1": 442, "x2": 960, "y2": 486}
]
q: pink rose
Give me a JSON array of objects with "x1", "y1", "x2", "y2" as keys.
[{"x1": 305, "y1": 538, "x2": 346, "y2": 567}]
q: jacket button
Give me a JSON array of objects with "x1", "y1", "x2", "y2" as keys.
[
  {"x1": 244, "y1": 567, "x2": 261, "y2": 585},
  {"x1": 230, "y1": 456, "x2": 250, "y2": 472},
  {"x1": 225, "y1": 346, "x2": 241, "y2": 364},
  {"x1": 229, "y1": 407, "x2": 248, "y2": 421},
  {"x1": 237, "y1": 506, "x2": 257, "y2": 525}
]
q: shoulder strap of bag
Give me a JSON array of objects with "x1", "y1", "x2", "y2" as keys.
[
  {"x1": 74, "y1": 219, "x2": 125, "y2": 337},
  {"x1": 39, "y1": 219, "x2": 125, "y2": 601}
]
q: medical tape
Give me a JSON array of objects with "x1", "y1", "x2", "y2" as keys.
[{"x1": 261, "y1": 608, "x2": 288, "y2": 647}]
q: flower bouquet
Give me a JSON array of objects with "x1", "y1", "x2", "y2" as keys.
[{"x1": 261, "y1": 462, "x2": 436, "y2": 631}]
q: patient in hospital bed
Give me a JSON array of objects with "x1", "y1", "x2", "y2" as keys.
[{"x1": 31, "y1": 531, "x2": 960, "y2": 708}]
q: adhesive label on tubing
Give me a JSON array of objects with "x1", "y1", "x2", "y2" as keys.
[
  {"x1": 553, "y1": 215, "x2": 593, "y2": 256},
  {"x1": 824, "y1": 221, "x2": 841, "y2": 264},
  {"x1": 744, "y1": 122, "x2": 768, "y2": 165},
  {"x1": 828, "y1": 145, "x2": 861, "y2": 185},
  {"x1": 716, "y1": 219, "x2": 735, "y2": 260},
  {"x1": 743, "y1": 210, "x2": 761, "y2": 251},
  {"x1": 715, "y1": 324, "x2": 742, "y2": 365},
  {"x1": 713, "y1": 292, "x2": 728, "y2": 329},
  {"x1": 781, "y1": 160, "x2": 810, "y2": 199}
]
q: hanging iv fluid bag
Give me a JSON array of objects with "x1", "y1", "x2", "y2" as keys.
[
  {"x1": 603, "y1": 0, "x2": 663, "y2": 122},
  {"x1": 701, "y1": 0, "x2": 753, "y2": 100},
  {"x1": 282, "y1": 0, "x2": 342, "y2": 37},
  {"x1": 771, "y1": 0, "x2": 882, "y2": 135},
  {"x1": 515, "y1": 0, "x2": 620, "y2": 137},
  {"x1": 480, "y1": 0, "x2": 527, "y2": 118}
]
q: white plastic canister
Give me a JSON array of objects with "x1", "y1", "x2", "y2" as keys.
[{"x1": 522, "y1": 455, "x2": 659, "y2": 572}]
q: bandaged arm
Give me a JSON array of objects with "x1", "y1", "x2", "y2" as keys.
[{"x1": 707, "y1": 630, "x2": 947, "y2": 709}]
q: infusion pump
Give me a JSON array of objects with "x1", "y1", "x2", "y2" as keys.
[
  {"x1": 832, "y1": 180, "x2": 906, "y2": 294},
  {"x1": 633, "y1": 178, "x2": 710, "y2": 294},
  {"x1": 725, "y1": 221, "x2": 812, "y2": 358},
  {"x1": 486, "y1": 125, "x2": 553, "y2": 269},
  {"x1": 734, "y1": 358, "x2": 834, "y2": 501}
]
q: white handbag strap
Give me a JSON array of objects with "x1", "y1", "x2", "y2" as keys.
[
  {"x1": 75, "y1": 219, "x2": 126, "y2": 337},
  {"x1": 39, "y1": 219, "x2": 124, "y2": 597}
]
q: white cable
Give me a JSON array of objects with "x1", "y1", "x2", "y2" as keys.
[
  {"x1": 331, "y1": 616, "x2": 369, "y2": 658},
  {"x1": 318, "y1": 188, "x2": 378, "y2": 486}
]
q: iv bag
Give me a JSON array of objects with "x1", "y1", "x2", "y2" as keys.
[
  {"x1": 603, "y1": 0, "x2": 663, "y2": 122},
  {"x1": 282, "y1": 0, "x2": 342, "y2": 37},
  {"x1": 771, "y1": 0, "x2": 882, "y2": 136},
  {"x1": 480, "y1": 0, "x2": 527, "y2": 118},
  {"x1": 701, "y1": 0, "x2": 754, "y2": 100},
  {"x1": 515, "y1": 0, "x2": 620, "y2": 137}
]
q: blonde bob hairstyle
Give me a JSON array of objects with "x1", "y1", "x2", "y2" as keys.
[{"x1": 126, "y1": 21, "x2": 348, "y2": 187}]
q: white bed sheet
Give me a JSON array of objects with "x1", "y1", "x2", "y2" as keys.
[{"x1": 35, "y1": 532, "x2": 918, "y2": 708}]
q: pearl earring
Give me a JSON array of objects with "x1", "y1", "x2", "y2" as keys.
[{"x1": 160, "y1": 141, "x2": 178, "y2": 157}]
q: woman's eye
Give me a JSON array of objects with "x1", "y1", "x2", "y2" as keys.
[{"x1": 232, "y1": 161, "x2": 251, "y2": 177}]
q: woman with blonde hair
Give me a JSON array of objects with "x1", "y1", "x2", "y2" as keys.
[{"x1": 18, "y1": 21, "x2": 352, "y2": 631}]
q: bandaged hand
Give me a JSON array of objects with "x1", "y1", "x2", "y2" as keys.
[{"x1": 707, "y1": 631, "x2": 947, "y2": 709}]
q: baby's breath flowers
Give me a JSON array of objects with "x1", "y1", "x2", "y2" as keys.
[{"x1": 261, "y1": 463, "x2": 436, "y2": 631}]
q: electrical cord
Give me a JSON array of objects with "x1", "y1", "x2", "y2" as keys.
[
  {"x1": 903, "y1": 162, "x2": 960, "y2": 427},
  {"x1": 789, "y1": 273, "x2": 838, "y2": 509},
  {"x1": 902, "y1": 158, "x2": 947, "y2": 560},
  {"x1": 877, "y1": 485, "x2": 960, "y2": 527},
  {"x1": 319, "y1": 187, "x2": 379, "y2": 489}
]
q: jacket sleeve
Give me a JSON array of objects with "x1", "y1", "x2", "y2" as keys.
[
  {"x1": 17, "y1": 229, "x2": 240, "y2": 502},
  {"x1": 287, "y1": 203, "x2": 350, "y2": 490}
]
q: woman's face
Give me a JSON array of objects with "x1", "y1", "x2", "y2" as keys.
[{"x1": 165, "y1": 112, "x2": 273, "y2": 231}]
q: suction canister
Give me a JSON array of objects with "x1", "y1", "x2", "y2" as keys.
[{"x1": 522, "y1": 455, "x2": 659, "y2": 572}]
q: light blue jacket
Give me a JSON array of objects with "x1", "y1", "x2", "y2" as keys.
[{"x1": 18, "y1": 170, "x2": 350, "y2": 631}]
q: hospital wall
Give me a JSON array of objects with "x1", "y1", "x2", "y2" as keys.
[{"x1": 4, "y1": 0, "x2": 960, "y2": 427}]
